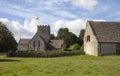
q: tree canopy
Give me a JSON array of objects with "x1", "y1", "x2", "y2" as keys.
[
  {"x1": 79, "y1": 29, "x2": 85, "y2": 40},
  {"x1": 50, "y1": 34, "x2": 55, "y2": 39},
  {"x1": 57, "y1": 28, "x2": 69, "y2": 39},
  {"x1": 0, "y1": 22, "x2": 17, "y2": 53},
  {"x1": 57, "y1": 28, "x2": 82, "y2": 50},
  {"x1": 63, "y1": 32, "x2": 78, "y2": 48}
]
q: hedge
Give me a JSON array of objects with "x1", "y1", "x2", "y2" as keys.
[{"x1": 7, "y1": 50, "x2": 85, "y2": 58}]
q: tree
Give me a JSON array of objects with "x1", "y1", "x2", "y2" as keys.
[
  {"x1": 78, "y1": 29, "x2": 85, "y2": 46},
  {"x1": 57, "y1": 28, "x2": 69, "y2": 39},
  {"x1": 69, "y1": 43, "x2": 80, "y2": 51},
  {"x1": 79, "y1": 29, "x2": 85, "y2": 40},
  {"x1": 57, "y1": 28, "x2": 82, "y2": 50},
  {"x1": 63, "y1": 32, "x2": 78, "y2": 48},
  {"x1": 0, "y1": 22, "x2": 17, "y2": 53},
  {"x1": 50, "y1": 34, "x2": 55, "y2": 39}
]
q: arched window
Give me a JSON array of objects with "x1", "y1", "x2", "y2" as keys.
[
  {"x1": 38, "y1": 40, "x2": 40, "y2": 47},
  {"x1": 33, "y1": 41, "x2": 35, "y2": 47}
]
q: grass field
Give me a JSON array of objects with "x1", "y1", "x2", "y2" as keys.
[{"x1": 0, "y1": 55, "x2": 120, "y2": 76}]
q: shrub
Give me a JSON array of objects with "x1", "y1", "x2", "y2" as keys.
[
  {"x1": 7, "y1": 50, "x2": 84, "y2": 58},
  {"x1": 69, "y1": 43, "x2": 80, "y2": 51},
  {"x1": 80, "y1": 44, "x2": 85, "y2": 54}
]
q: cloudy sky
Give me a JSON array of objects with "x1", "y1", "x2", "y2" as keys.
[{"x1": 0, "y1": 0, "x2": 120, "y2": 42}]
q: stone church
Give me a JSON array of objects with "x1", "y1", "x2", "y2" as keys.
[{"x1": 18, "y1": 25, "x2": 63, "y2": 51}]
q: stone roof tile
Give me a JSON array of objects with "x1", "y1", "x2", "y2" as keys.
[
  {"x1": 50, "y1": 40, "x2": 63, "y2": 49},
  {"x1": 18, "y1": 39, "x2": 30, "y2": 44},
  {"x1": 89, "y1": 21, "x2": 120, "y2": 42}
]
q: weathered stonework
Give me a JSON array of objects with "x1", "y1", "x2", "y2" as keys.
[{"x1": 84, "y1": 21, "x2": 99, "y2": 56}]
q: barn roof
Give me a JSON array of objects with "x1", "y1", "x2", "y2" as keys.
[
  {"x1": 18, "y1": 39, "x2": 31, "y2": 44},
  {"x1": 88, "y1": 21, "x2": 120, "y2": 43},
  {"x1": 50, "y1": 40, "x2": 63, "y2": 49}
]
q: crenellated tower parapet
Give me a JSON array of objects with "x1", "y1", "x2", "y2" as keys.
[{"x1": 37, "y1": 25, "x2": 50, "y2": 42}]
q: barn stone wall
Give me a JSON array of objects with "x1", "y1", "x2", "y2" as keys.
[{"x1": 84, "y1": 22, "x2": 99, "y2": 56}]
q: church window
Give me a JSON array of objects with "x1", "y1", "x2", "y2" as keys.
[
  {"x1": 33, "y1": 41, "x2": 35, "y2": 47},
  {"x1": 38, "y1": 40, "x2": 40, "y2": 47}
]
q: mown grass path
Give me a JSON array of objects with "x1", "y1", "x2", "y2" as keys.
[{"x1": 0, "y1": 55, "x2": 120, "y2": 76}]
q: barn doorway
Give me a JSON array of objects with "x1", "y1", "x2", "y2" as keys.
[{"x1": 116, "y1": 44, "x2": 120, "y2": 55}]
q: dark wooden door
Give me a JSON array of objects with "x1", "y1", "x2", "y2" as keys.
[{"x1": 116, "y1": 44, "x2": 120, "y2": 55}]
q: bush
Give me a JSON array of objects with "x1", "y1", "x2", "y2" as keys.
[
  {"x1": 7, "y1": 50, "x2": 84, "y2": 58},
  {"x1": 80, "y1": 44, "x2": 85, "y2": 54},
  {"x1": 69, "y1": 43, "x2": 80, "y2": 51}
]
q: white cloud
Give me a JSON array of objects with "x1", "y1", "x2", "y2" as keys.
[
  {"x1": 52, "y1": 18, "x2": 106, "y2": 36},
  {"x1": 53, "y1": 20, "x2": 66, "y2": 31},
  {"x1": 24, "y1": 18, "x2": 41, "y2": 33},
  {"x1": 0, "y1": 17, "x2": 106, "y2": 43},
  {"x1": 71, "y1": 0, "x2": 98, "y2": 11},
  {"x1": 53, "y1": 19, "x2": 86, "y2": 36},
  {"x1": 65, "y1": 19, "x2": 86, "y2": 35},
  {"x1": 0, "y1": 18, "x2": 41, "y2": 42}
]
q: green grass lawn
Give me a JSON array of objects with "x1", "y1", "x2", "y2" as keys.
[{"x1": 0, "y1": 55, "x2": 120, "y2": 76}]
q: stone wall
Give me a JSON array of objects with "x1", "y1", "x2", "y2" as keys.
[
  {"x1": 84, "y1": 22, "x2": 99, "y2": 56},
  {"x1": 29, "y1": 33, "x2": 46, "y2": 51},
  {"x1": 37, "y1": 25, "x2": 50, "y2": 42},
  {"x1": 18, "y1": 44, "x2": 29, "y2": 51}
]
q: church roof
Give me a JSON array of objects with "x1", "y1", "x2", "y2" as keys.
[
  {"x1": 18, "y1": 39, "x2": 31, "y2": 44},
  {"x1": 88, "y1": 21, "x2": 120, "y2": 43},
  {"x1": 50, "y1": 40, "x2": 63, "y2": 49}
]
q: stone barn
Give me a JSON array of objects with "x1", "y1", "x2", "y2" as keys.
[
  {"x1": 84, "y1": 21, "x2": 120, "y2": 56},
  {"x1": 18, "y1": 25, "x2": 63, "y2": 51}
]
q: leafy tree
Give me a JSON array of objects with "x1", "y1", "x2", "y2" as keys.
[
  {"x1": 79, "y1": 29, "x2": 85, "y2": 40},
  {"x1": 50, "y1": 34, "x2": 55, "y2": 39},
  {"x1": 78, "y1": 29, "x2": 85, "y2": 46},
  {"x1": 0, "y1": 22, "x2": 17, "y2": 53},
  {"x1": 57, "y1": 28, "x2": 69, "y2": 39},
  {"x1": 69, "y1": 43, "x2": 80, "y2": 51},
  {"x1": 63, "y1": 32, "x2": 78, "y2": 48},
  {"x1": 57, "y1": 28, "x2": 83, "y2": 50}
]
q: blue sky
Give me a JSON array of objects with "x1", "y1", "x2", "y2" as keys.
[{"x1": 0, "y1": 0, "x2": 120, "y2": 41}]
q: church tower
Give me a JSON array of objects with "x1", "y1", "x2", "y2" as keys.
[{"x1": 37, "y1": 25, "x2": 50, "y2": 42}]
